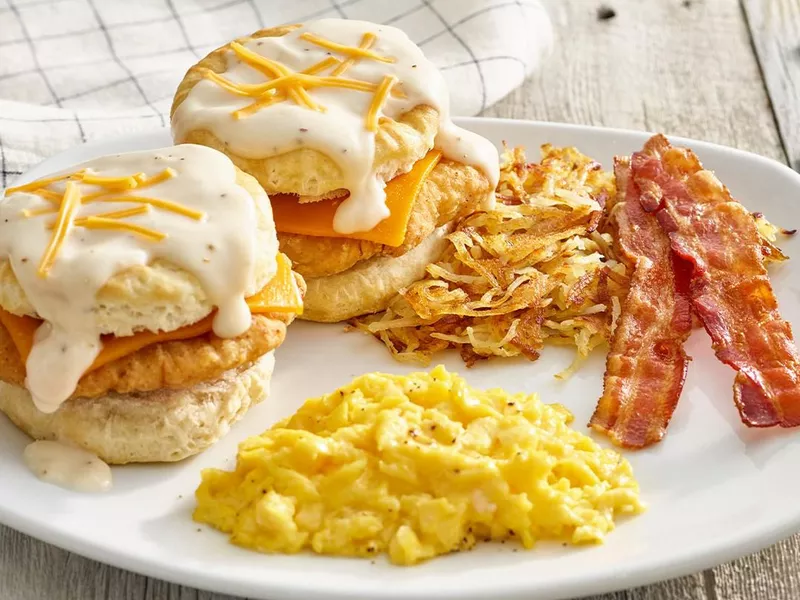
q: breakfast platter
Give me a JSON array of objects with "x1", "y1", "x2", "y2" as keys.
[
  {"x1": 0, "y1": 120, "x2": 798, "y2": 600},
  {"x1": 1, "y1": 18, "x2": 800, "y2": 600}
]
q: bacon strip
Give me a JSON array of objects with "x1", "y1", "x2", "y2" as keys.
[
  {"x1": 632, "y1": 135, "x2": 800, "y2": 427},
  {"x1": 589, "y1": 155, "x2": 693, "y2": 448}
]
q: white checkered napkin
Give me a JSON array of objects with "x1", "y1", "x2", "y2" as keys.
[{"x1": 0, "y1": 0, "x2": 553, "y2": 188}]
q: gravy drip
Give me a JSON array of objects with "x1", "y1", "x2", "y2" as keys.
[
  {"x1": 171, "y1": 18, "x2": 500, "y2": 234},
  {"x1": 0, "y1": 144, "x2": 269, "y2": 413},
  {"x1": 24, "y1": 441, "x2": 112, "y2": 493}
]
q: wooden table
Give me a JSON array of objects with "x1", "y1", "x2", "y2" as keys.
[{"x1": 2, "y1": 0, "x2": 799, "y2": 598}]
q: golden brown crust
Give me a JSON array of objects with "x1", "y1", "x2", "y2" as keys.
[
  {"x1": 0, "y1": 311, "x2": 294, "y2": 400},
  {"x1": 279, "y1": 160, "x2": 493, "y2": 278},
  {"x1": 300, "y1": 225, "x2": 451, "y2": 322},
  {"x1": 171, "y1": 26, "x2": 438, "y2": 199},
  {"x1": 0, "y1": 352, "x2": 275, "y2": 464}
]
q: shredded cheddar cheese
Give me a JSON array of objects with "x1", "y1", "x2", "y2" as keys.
[
  {"x1": 14, "y1": 168, "x2": 206, "y2": 276},
  {"x1": 367, "y1": 75, "x2": 397, "y2": 132},
  {"x1": 31, "y1": 189, "x2": 63, "y2": 203},
  {"x1": 134, "y1": 167, "x2": 177, "y2": 188},
  {"x1": 203, "y1": 31, "x2": 402, "y2": 130},
  {"x1": 230, "y1": 42, "x2": 321, "y2": 111},
  {"x1": 89, "y1": 195, "x2": 205, "y2": 220},
  {"x1": 299, "y1": 31, "x2": 395, "y2": 63},
  {"x1": 77, "y1": 217, "x2": 167, "y2": 241},
  {"x1": 78, "y1": 173, "x2": 141, "y2": 189},
  {"x1": 38, "y1": 181, "x2": 82, "y2": 277},
  {"x1": 75, "y1": 206, "x2": 150, "y2": 222},
  {"x1": 331, "y1": 32, "x2": 377, "y2": 76}
]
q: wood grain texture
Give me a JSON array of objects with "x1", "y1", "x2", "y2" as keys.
[
  {"x1": 710, "y1": 535, "x2": 800, "y2": 600},
  {"x1": 487, "y1": 0, "x2": 786, "y2": 163},
  {"x1": 0, "y1": 1, "x2": 794, "y2": 599},
  {"x1": 742, "y1": 0, "x2": 800, "y2": 170}
]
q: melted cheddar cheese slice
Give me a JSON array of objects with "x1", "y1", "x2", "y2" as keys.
[
  {"x1": 0, "y1": 253, "x2": 302, "y2": 375},
  {"x1": 271, "y1": 150, "x2": 442, "y2": 247}
]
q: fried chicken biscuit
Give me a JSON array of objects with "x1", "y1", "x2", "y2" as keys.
[
  {"x1": 171, "y1": 19, "x2": 499, "y2": 322},
  {"x1": 0, "y1": 144, "x2": 304, "y2": 463}
]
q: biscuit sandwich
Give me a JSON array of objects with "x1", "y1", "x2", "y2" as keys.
[
  {"x1": 170, "y1": 19, "x2": 499, "y2": 322},
  {"x1": 0, "y1": 144, "x2": 304, "y2": 464}
]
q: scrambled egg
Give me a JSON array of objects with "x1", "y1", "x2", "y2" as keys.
[{"x1": 194, "y1": 366, "x2": 645, "y2": 565}]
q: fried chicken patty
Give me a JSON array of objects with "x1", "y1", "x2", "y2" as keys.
[
  {"x1": 279, "y1": 160, "x2": 493, "y2": 279},
  {"x1": 0, "y1": 311, "x2": 294, "y2": 401}
]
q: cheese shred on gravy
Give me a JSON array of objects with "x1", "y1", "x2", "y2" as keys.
[{"x1": 194, "y1": 366, "x2": 644, "y2": 565}]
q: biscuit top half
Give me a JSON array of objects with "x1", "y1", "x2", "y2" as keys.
[
  {"x1": 171, "y1": 19, "x2": 499, "y2": 235},
  {"x1": 0, "y1": 144, "x2": 286, "y2": 413}
]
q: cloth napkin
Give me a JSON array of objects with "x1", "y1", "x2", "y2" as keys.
[{"x1": 0, "y1": 0, "x2": 553, "y2": 187}]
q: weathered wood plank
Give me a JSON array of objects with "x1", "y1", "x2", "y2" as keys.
[
  {"x1": 0, "y1": 526, "x2": 230, "y2": 600},
  {"x1": 710, "y1": 535, "x2": 800, "y2": 599},
  {"x1": 742, "y1": 0, "x2": 800, "y2": 170},
  {"x1": 0, "y1": 1, "x2": 788, "y2": 600},
  {"x1": 488, "y1": 0, "x2": 786, "y2": 163}
]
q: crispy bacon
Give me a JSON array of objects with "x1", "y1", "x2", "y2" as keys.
[
  {"x1": 589, "y1": 156, "x2": 693, "y2": 448},
  {"x1": 632, "y1": 134, "x2": 800, "y2": 427}
]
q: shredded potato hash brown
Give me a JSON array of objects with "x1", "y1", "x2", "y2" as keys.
[{"x1": 354, "y1": 145, "x2": 628, "y2": 374}]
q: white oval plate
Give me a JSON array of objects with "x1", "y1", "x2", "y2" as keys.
[{"x1": 1, "y1": 118, "x2": 800, "y2": 600}]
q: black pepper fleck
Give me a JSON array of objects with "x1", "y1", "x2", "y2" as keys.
[
  {"x1": 682, "y1": 0, "x2": 691, "y2": 6},
  {"x1": 299, "y1": 127, "x2": 308, "y2": 132},
  {"x1": 411, "y1": 64, "x2": 417, "y2": 68},
  {"x1": 197, "y1": 528, "x2": 203, "y2": 532},
  {"x1": 207, "y1": 243, "x2": 216, "y2": 251},
  {"x1": 596, "y1": 5, "x2": 616, "y2": 20},
  {"x1": 342, "y1": 148, "x2": 348, "y2": 154},
  {"x1": 20, "y1": 257, "x2": 28, "y2": 263},
  {"x1": 221, "y1": 193, "x2": 227, "y2": 198}
]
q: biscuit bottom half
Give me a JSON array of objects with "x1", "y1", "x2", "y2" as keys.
[
  {"x1": 301, "y1": 224, "x2": 451, "y2": 323},
  {"x1": 0, "y1": 352, "x2": 274, "y2": 465}
]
